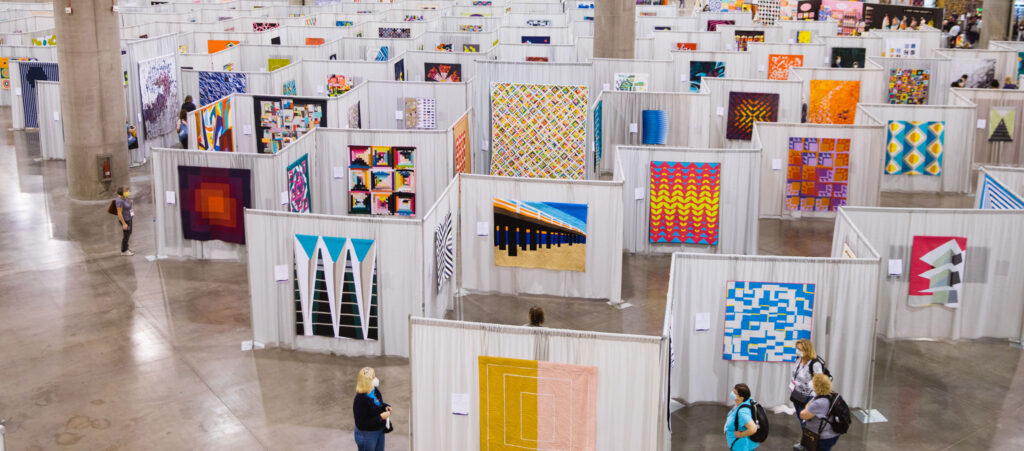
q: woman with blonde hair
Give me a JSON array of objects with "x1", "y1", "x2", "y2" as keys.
[
  {"x1": 789, "y1": 339, "x2": 827, "y2": 450},
  {"x1": 800, "y1": 374, "x2": 840, "y2": 450},
  {"x1": 352, "y1": 367, "x2": 391, "y2": 451}
]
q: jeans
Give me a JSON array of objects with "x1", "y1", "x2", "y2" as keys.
[
  {"x1": 792, "y1": 393, "x2": 808, "y2": 428},
  {"x1": 354, "y1": 427, "x2": 385, "y2": 451},
  {"x1": 817, "y1": 436, "x2": 839, "y2": 451},
  {"x1": 121, "y1": 219, "x2": 133, "y2": 252}
]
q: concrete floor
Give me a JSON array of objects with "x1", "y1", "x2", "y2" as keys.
[{"x1": 1, "y1": 108, "x2": 1022, "y2": 450}]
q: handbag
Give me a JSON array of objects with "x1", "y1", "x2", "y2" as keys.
[
  {"x1": 107, "y1": 200, "x2": 118, "y2": 215},
  {"x1": 383, "y1": 418, "x2": 393, "y2": 434},
  {"x1": 800, "y1": 427, "x2": 820, "y2": 451},
  {"x1": 790, "y1": 390, "x2": 809, "y2": 406}
]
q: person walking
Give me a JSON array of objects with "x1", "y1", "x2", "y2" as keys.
[
  {"x1": 181, "y1": 95, "x2": 197, "y2": 113},
  {"x1": 789, "y1": 339, "x2": 824, "y2": 449},
  {"x1": 725, "y1": 383, "x2": 759, "y2": 450},
  {"x1": 800, "y1": 374, "x2": 841, "y2": 451},
  {"x1": 114, "y1": 186, "x2": 135, "y2": 256},
  {"x1": 353, "y1": 367, "x2": 391, "y2": 451},
  {"x1": 526, "y1": 306, "x2": 545, "y2": 327},
  {"x1": 178, "y1": 109, "x2": 189, "y2": 148}
]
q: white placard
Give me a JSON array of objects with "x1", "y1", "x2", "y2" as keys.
[
  {"x1": 716, "y1": 107, "x2": 724, "y2": 116},
  {"x1": 602, "y1": 83, "x2": 610, "y2": 91},
  {"x1": 634, "y1": 187, "x2": 645, "y2": 200},
  {"x1": 165, "y1": 191, "x2": 176, "y2": 204},
  {"x1": 279, "y1": 191, "x2": 288, "y2": 205},
  {"x1": 788, "y1": 38, "x2": 796, "y2": 44},
  {"x1": 771, "y1": 158, "x2": 782, "y2": 170},
  {"x1": 681, "y1": 74, "x2": 687, "y2": 82},
  {"x1": 476, "y1": 221, "x2": 489, "y2": 236},
  {"x1": 996, "y1": 259, "x2": 1009, "y2": 276},
  {"x1": 695, "y1": 312, "x2": 711, "y2": 331},
  {"x1": 241, "y1": 340, "x2": 253, "y2": 351},
  {"x1": 887, "y1": 259, "x2": 903, "y2": 276},
  {"x1": 333, "y1": 166, "x2": 345, "y2": 179},
  {"x1": 243, "y1": 125, "x2": 252, "y2": 135},
  {"x1": 15, "y1": 88, "x2": 21, "y2": 96},
  {"x1": 273, "y1": 265, "x2": 289, "y2": 281},
  {"x1": 481, "y1": 140, "x2": 489, "y2": 150},
  {"x1": 53, "y1": 111, "x2": 60, "y2": 121},
  {"x1": 395, "y1": 110, "x2": 404, "y2": 120},
  {"x1": 316, "y1": 86, "x2": 324, "y2": 94},
  {"x1": 451, "y1": 393, "x2": 470, "y2": 415},
  {"x1": 138, "y1": 113, "x2": 143, "y2": 122},
  {"x1": 977, "y1": 119, "x2": 986, "y2": 129},
  {"x1": 628, "y1": 123, "x2": 638, "y2": 133},
  {"x1": 757, "y1": 65, "x2": 765, "y2": 72}
]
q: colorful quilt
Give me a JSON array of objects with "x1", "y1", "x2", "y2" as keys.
[
  {"x1": 649, "y1": 162, "x2": 721, "y2": 245},
  {"x1": 490, "y1": 83, "x2": 588, "y2": 180}
]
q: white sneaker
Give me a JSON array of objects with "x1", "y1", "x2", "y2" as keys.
[{"x1": 121, "y1": 250, "x2": 135, "y2": 256}]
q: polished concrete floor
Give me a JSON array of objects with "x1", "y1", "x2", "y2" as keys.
[{"x1": 1, "y1": 108, "x2": 1021, "y2": 450}]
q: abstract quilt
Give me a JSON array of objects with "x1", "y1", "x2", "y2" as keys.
[
  {"x1": 726, "y1": 92, "x2": 779, "y2": 140},
  {"x1": 207, "y1": 40, "x2": 239, "y2": 54},
  {"x1": 949, "y1": 58, "x2": 996, "y2": 88},
  {"x1": 649, "y1": 162, "x2": 720, "y2": 245},
  {"x1": 888, "y1": 69, "x2": 929, "y2": 104},
  {"x1": 464, "y1": 44, "x2": 480, "y2": 52},
  {"x1": 754, "y1": 0, "x2": 781, "y2": 25},
  {"x1": 287, "y1": 154, "x2": 311, "y2": 213},
  {"x1": 252, "y1": 22, "x2": 279, "y2": 32},
  {"x1": 676, "y1": 42, "x2": 698, "y2": 51},
  {"x1": 348, "y1": 146, "x2": 416, "y2": 216},
  {"x1": 31, "y1": 35, "x2": 56, "y2": 46},
  {"x1": 19, "y1": 61, "x2": 58, "y2": 129},
  {"x1": 642, "y1": 110, "x2": 668, "y2": 145},
  {"x1": 909, "y1": 236, "x2": 967, "y2": 308},
  {"x1": 807, "y1": 80, "x2": 860, "y2": 124},
  {"x1": 293, "y1": 234, "x2": 379, "y2": 339},
  {"x1": 283, "y1": 80, "x2": 296, "y2": 96},
  {"x1": 374, "y1": 46, "x2": 390, "y2": 62},
  {"x1": 978, "y1": 174, "x2": 1024, "y2": 209},
  {"x1": 526, "y1": 56, "x2": 550, "y2": 62},
  {"x1": 139, "y1": 54, "x2": 178, "y2": 137},
  {"x1": 327, "y1": 74, "x2": 352, "y2": 96},
  {"x1": 831, "y1": 47, "x2": 866, "y2": 68},
  {"x1": 268, "y1": 58, "x2": 290, "y2": 71},
  {"x1": 767, "y1": 54, "x2": 803, "y2": 81},
  {"x1": 198, "y1": 71, "x2": 246, "y2": 106},
  {"x1": 490, "y1": 83, "x2": 588, "y2": 180},
  {"x1": 454, "y1": 113, "x2": 471, "y2": 173},
  {"x1": 723, "y1": 281, "x2": 815, "y2": 362},
  {"x1": 178, "y1": 166, "x2": 251, "y2": 244},
  {"x1": 989, "y1": 106, "x2": 1015, "y2": 142},
  {"x1": 434, "y1": 212, "x2": 455, "y2": 289},
  {"x1": 379, "y1": 27, "x2": 411, "y2": 38},
  {"x1": 493, "y1": 199, "x2": 588, "y2": 272},
  {"x1": 460, "y1": 25, "x2": 483, "y2": 32},
  {"x1": 707, "y1": 20, "x2": 734, "y2": 31},
  {"x1": 425, "y1": 63, "x2": 462, "y2": 82},
  {"x1": 614, "y1": 73, "x2": 648, "y2": 92},
  {"x1": 785, "y1": 137, "x2": 850, "y2": 212},
  {"x1": 253, "y1": 96, "x2": 326, "y2": 153},
  {"x1": 349, "y1": 102, "x2": 361, "y2": 129},
  {"x1": 522, "y1": 36, "x2": 551, "y2": 44},
  {"x1": 394, "y1": 58, "x2": 405, "y2": 81},
  {"x1": 689, "y1": 61, "x2": 725, "y2": 92},
  {"x1": 404, "y1": 97, "x2": 437, "y2": 129},
  {"x1": 734, "y1": 30, "x2": 764, "y2": 51},
  {"x1": 478, "y1": 356, "x2": 597, "y2": 451},
  {"x1": 305, "y1": 37, "x2": 325, "y2": 46},
  {"x1": 194, "y1": 97, "x2": 233, "y2": 152},
  {"x1": 796, "y1": 30, "x2": 812, "y2": 43},
  {"x1": 594, "y1": 100, "x2": 603, "y2": 167},
  {"x1": 885, "y1": 121, "x2": 944, "y2": 175},
  {"x1": 436, "y1": 43, "x2": 453, "y2": 52}
]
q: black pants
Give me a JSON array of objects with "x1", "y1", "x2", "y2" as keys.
[{"x1": 121, "y1": 219, "x2": 132, "y2": 252}]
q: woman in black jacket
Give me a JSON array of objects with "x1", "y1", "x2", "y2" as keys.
[{"x1": 353, "y1": 367, "x2": 391, "y2": 451}]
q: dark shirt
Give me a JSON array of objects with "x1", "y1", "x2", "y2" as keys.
[
  {"x1": 352, "y1": 389, "x2": 389, "y2": 431},
  {"x1": 115, "y1": 197, "x2": 133, "y2": 221},
  {"x1": 182, "y1": 101, "x2": 197, "y2": 112}
]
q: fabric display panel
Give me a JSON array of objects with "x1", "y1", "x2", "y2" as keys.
[
  {"x1": 138, "y1": 54, "x2": 178, "y2": 137},
  {"x1": 521, "y1": 36, "x2": 551, "y2": 44},
  {"x1": 649, "y1": 162, "x2": 720, "y2": 245},
  {"x1": 373, "y1": 46, "x2": 390, "y2": 62},
  {"x1": 283, "y1": 80, "x2": 296, "y2": 96},
  {"x1": 830, "y1": 47, "x2": 865, "y2": 68},
  {"x1": 459, "y1": 25, "x2": 483, "y2": 32},
  {"x1": 253, "y1": 96, "x2": 326, "y2": 154},
  {"x1": 707, "y1": 20, "x2": 734, "y2": 31},
  {"x1": 489, "y1": 83, "x2": 588, "y2": 180},
  {"x1": 327, "y1": 74, "x2": 353, "y2": 96},
  {"x1": 726, "y1": 92, "x2": 780, "y2": 140},
  {"x1": 796, "y1": 30, "x2": 812, "y2": 43},
  {"x1": 948, "y1": 58, "x2": 996, "y2": 89},
  {"x1": 207, "y1": 40, "x2": 239, "y2": 54},
  {"x1": 436, "y1": 43, "x2": 453, "y2": 52},
  {"x1": 733, "y1": 30, "x2": 764, "y2": 51},
  {"x1": 198, "y1": 71, "x2": 246, "y2": 106},
  {"x1": 723, "y1": 281, "x2": 815, "y2": 362},
  {"x1": 882, "y1": 38, "x2": 920, "y2": 58},
  {"x1": 293, "y1": 234, "x2": 379, "y2": 340},
  {"x1": 754, "y1": 0, "x2": 781, "y2": 25},
  {"x1": 689, "y1": 61, "x2": 725, "y2": 92},
  {"x1": 434, "y1": 212, "x2": 455, "y2": 289},
  {"x1": 594, "y1": 101, "x2": 603, "y2": 167},
  {"x1": 492, "y1": 198, "x2": 588, "y2": 272},
  {"x1": 348, "y1": 102, "x2": 361, "y2": 129},
  {"x1": 18, "y1": 61, "x2": 59, "y2": 129},
  {"x1": 453, "y1": 114, "x2": 471, "y2": 173},
  {"x1": 478, "y1": 356, "x2": 598, "y2": 451},
  {"x1": 978, "y1": 174, "x2": 1024, "y2": 209},
  {"x1": 807, "y1": 80, "x2": 860, "y2": 124},
  {"x1": 641, "y1": 110, "x2": 668, "y2": 145},
  {"x1": 252, "y1": 22, "x2": 279, "y2": 32},
  {"x1": 526, "y1": 56, "x2": 550, "y2": 62},
  {"x1": 403, "y1": 97, "x2": 437, "y2": 129},
  {"x1": 676, "y1": 42, "x2": 698, "y2": 51},
  {"x1": 884, "y1": 120, "x2": 944, "y2": 175},
  {"x1": 785, "y1": 137, "x2": 849, "y2": 212},
  {"x1": 464, "y1": 44, "x2": 480, "y2": 52},
  {"x1": 348, "y1": 146, "x2": 416, "y2": 216},
  {"x1": 31, "y1": 35, "x2": 56, "y2": 46},
  {"x1": 271, "y1": 37, "x2": 281, "y2": 45},
  {"x1": 379, "y1": 27, "x2": 412, "y2": 38},
  {"x1": 908, "y1": 236, "x2": 966, "y2": 308},
  {"x1": 862, "y1": 4, "x2": 942, "y2": 31},
  {"x1": 1, "y1": 57, "x2": 37, "y2": 90},
  {"x1": 888, "y1": 69, "x2": 929, "y2": 105},
  {"x1": 614, "y1": 72, "x2": 648, "y2": 92},
  {"x1": 177, "y1": 166, "x2": 251, "y2": 244},
  {"x1": 425, "y1": 63, "x2": 462, "y2": 82},
  {"x1": 306, "y1": 38, "x2": 325, "y2": 46},
  {"x1": 194, "y1": 97, "x2": 233, "y2": 152},
  {"x1": 268, "y1": 58, "x2": 290, "y2": 71},
  {"x1": 797, "y1": 0, "x2": 864, "y2": 36},
  {"x1": 288, "y1": 154, "x2": 312, "y2": 213},
  {"x1": 988, "y1": 107, "x2": 1015, "y2": 142},
  {"x1": 767, "y1": 54, "x2": 803, "y2": 81},
  {"x1": 394, "y1": 59, "x2": 405, "y2": 81}
]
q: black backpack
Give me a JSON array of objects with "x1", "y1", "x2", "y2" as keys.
[
  {"x1": 809, "y1": 357, "x2": 833, "y2": 380},
  {"x1": 733, "y1": 400, "x2": 770, "y2": 444},
  {"x1": 819, "y1": 393, "x2": 852, "y2": 434}
]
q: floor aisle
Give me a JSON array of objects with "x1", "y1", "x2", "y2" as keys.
[{"x1": 1, "y1": 107, "x2": 1022, "y2": 450}]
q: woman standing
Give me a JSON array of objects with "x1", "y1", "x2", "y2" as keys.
[
  {"x1": 115, "y1": 186, "x2": 134, "y2": 256},
  {"x1": 178, "y1": 110, "x2": 189, "y2": 148},
  {"x1": 724, "y1": 383, "x2": 759, "y2": 450},
  {"x1": 353, "y1": 367, "x2": 391, "y2": 451},
  {"x1": 800, "y1": 374, "x2": 841, "y2": 451},
  {"x1": 789, "y1": 339, "x2": 823, "y2": 448}
]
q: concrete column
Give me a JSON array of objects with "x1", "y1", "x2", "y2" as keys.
[
  {"x1": 54, "y1": 0, "x2": 129, "y2": 200},
  {"x1": 980, "y1": 0, "x2": 1012, "y2": 49},
  {"x1": 594, "y1": 0, "x2": 636, "y2": 59}
]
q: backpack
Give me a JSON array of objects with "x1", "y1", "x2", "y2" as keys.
[
  {"x1": 107, "y1": 200, "x2": 118, "y2": 215},
  {"x1": 818, "y1": 393, "x2": 852, "y2": 435},
  {"x1": 809, "y1": 356, "x2": 832, "y2": 380},
  {"x1": 734, "y1": 400, "x2": 770, "y2": 443}
]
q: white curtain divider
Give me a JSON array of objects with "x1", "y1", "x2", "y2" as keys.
[
  {"x1": 0, "y1": 45, "x2": 57, "y2": 107},
  {"x1": 409, "y1": 317, "x2": 669, "y2": 451},
  {"x1": 865, "y1": 56, "x2": 952, "y2": 105},
  {"x1": 496, "y1": 43, "x2": 581, "y2": 63},
  {"x1": 614, "y1": 145, "x2": 760, "y2": 255},
  {"x1": 978, "y1": 165, "x2": 1024, "y2": 195},
  {"x1": 300, "y1": 59, "x2": 391, "y2": 96},
  {"x1": 833, "y1": 207, "x2": 1024, "y2": 341},
  {"x1": 458, "y1": 174, "x2": 623, "y2": 303},
  {"x1": 651, "y1": 32, "x2": 725, "y2": 59},
  {"x1": 8, "y1": 60, "x2": 26, "y2": 129},
  {"x1": 638, "y1": 17, "x2": 700, "y2": 39},
  {"x1": 703, "y1": 77, "x2": 804, "y2": 149},
  {"x1": 856, "y1": 103, "x2": 975, "y2": 193},
  {"x1": 818, "y1": 35, "x2": 884, "y2": 61},
  {"x1": 35, "y1": 81, "x2": 64, "y2": 160},
  {"x1": 866, "y1": 28, "x2": 943, "y2": 58},
  {"x1": 365, "y1": 80, "x2": 469, "y2": 129},
  {"x1": 695, "y1": 11, "x2": 755, "y2": 29},
  {"x1": 669, "y1": 50, "x2": 759, "y2": 87},
  {"x1": 596, "y1": 90, "x2": 712, "y2": 173},
  {"x1": 669, "y1": 252, "x2": 880, "y2": 409},
  {"x1": 948, "y1": 88, "x2": 1024, "y2": 166},
  {"x1": 747, "y1": 43, "x2": 828, "y2": 81},
  {"x1": 715, "y1": 25, "x2": 785, "y2": 50},
  {"x1": 777, "y1": 19, "x2": 837, "y2": 41},
  {"x1": 125, "y1": 34, "x2": 180, "y2": 164},
  {"x1": 590, "y1": 58, "x2": 677, "y2": 95},
  {"x1": 420, "y1": 177, "x2": 461, "y2": 319},
  {"x1": 401, "y1": 50, "x2": 484, "y2": 82},
  {"x1": 752, "y1": 121, "x2": 884, "y2": 218},
  {"x1": 935, "y1": 48, "x2": 1019, "y2": 90}
]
